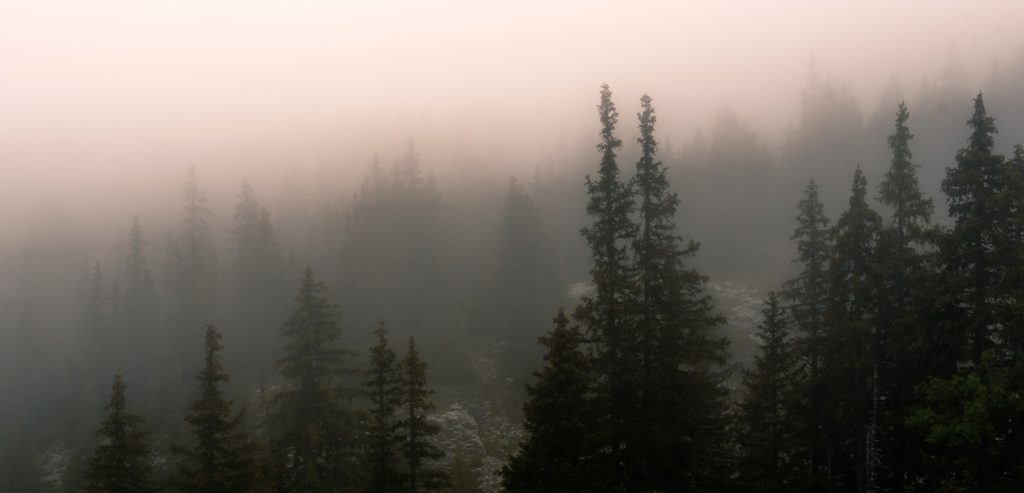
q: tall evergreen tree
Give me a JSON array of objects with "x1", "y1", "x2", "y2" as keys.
[
  {"x1": 503, "y1": 308, "x2": 595, "y2": 493},
  {"x1": 822, "y1": 166, "x2": 884, "y2": 491},
  {"x1": 85, "y1": 374, "x2": 152, "y2": 493},
  {"x1": 938, "y1": 92, "x2": 1010, "y2": 366},
  {"x1": 272, "y1": 267, "x2": 356, "y2": 493},
  {"x1": 875, "y1": 102, "x2": 935, "y2": 492},
  {"x1": 169, "y1": 167, "x2": 219, "y2": 344},
  {"x1": 574, "y1": 83, "x2": 638, "y2": 489},
  {"x1": 173, "y1": 325, "x2": 255, "y2": 493},
  {"x1": 631, "y1": 93, "x2": 728, "y2": 492},
  {"x1": 123, "y1": 216, "x2": 158, "y2": 331},
  {"x1": 782, "y1": 179, "x2": 830, "y2": 486},
  {"x1": 737, "y1": 292, "x2": 800, "y2": 492},
  {"x1": 481, "y1": 177, "x2": 562, "y2": 375},
  {"x1": 82, "y1": 262, "x2": 110, "y2": 341},
  {"x1": 229, "y1": 179, "x2": 287, "y2": 379},
  {"x1": 363, "y1": 321, "x2": 404, "y2": 493},
  {"x1": 399, "y1": 336, "x2": 446, "y2": 493}
]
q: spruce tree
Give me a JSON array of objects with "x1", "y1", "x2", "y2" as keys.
[
  {"x1": 875, "y1": 101, "x2": 934, "y2": 492},
  {"x1": 123, "y1": 216, "x2": 157, "y2": 332},
  {"x1": 782, "y1": 179, "x2": 830, "y2": 485},
  {"x1": 503, "y1": 308, "x2": 595, "y2": 493},
  {"x1": 738, "y1": 292, "x2": 799, "y2": 492},
  {"x1": 399, "y1": 336, "x2": 445, "y2": 493},
  {"x1": 85, "y1": 373, "x2": 152, "y2": 493},
  {"x1": 82, "y1": 262, "x2": 110, "y2": 341},
  {"x1": 229, "y1": 179, "x2": 287, "y2": 379},
  {"x1": 272, "y1": 267, "x2": 356, "y2": 493},
  {"x1": 574, "y1": 83, "x2": 638, "y2": 488},
  {"x1": 631, "y1": 93, "x2": 727, "y2": 491},
  {"x1": 938, "y1": 92, "x2": 1009, "y2": 366},
  {"x1": 170, "y1": 167, "x2": 218, "y2": 343},
  {"x1": 363, "y1": 321, "x2": 403, "y2": 493},
  {"x1": 173, "y1": 325, "x2": 255, "y2": 493},
  {"x1": 822, "y1": 166, "x2": 883, "y2": 491}
]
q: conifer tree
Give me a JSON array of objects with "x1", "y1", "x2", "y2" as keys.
[
  {"x1": 174, "y1": 325, "x2": 255, "y2": 493},
  {"x1": 503, "y1": 308, "x2": 594, "y2": 493},
  {"x1": 363, "y1": 321, "x2": 403, "y2": 493},
  {"x1": 939, "y1": 92, "x2": 1010, "y2": 366},
  {"x1": 229, "y1": 179, "x2": 287, "y2": 378},
  {"x1": 875, "y1": 102, "x2": 935, "y2": 492},
  {"x1": 574, "y1": 83, "x2": 638, "y2": 488},
  {"x1": 782, "y1": 179, "x2": 830, "y2": 484},
  {"x1": 822, "y1": 166, "x2": 883, "y2": 491},
  {"x1": 82, "y1": 262, "x2": 110, "y2": 341},
  {"x1": 631, "y1": 93, "x2": 727, "y2": 491},
  {"x1": 738, "y1": 293, "x2": 799, "y2": 492},
  {"x1": 272, "y1": 267, "x2": 356, "y2": 493},
  {"x1": 123, "y1": 216, "x2": 158, "y2": 331},
  {"x1": 399, "y1": 336, "x2": 445, "y2": 493},
  {"x1": 170, "y1": 167, "x2": 218, "y2": 341},
  {"x1": 85, "y1": 373, "x2": 152, "y2": 493}
]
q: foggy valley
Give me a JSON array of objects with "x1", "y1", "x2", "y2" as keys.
[{"x1": 4, "y1": 1, "x2": 1024, "y2": 492}]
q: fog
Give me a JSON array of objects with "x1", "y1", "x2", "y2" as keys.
[
  {"x1": 5, "y1": 1, "x2": 1024, "y2": 491},
  {"x1": 4, "y1": 1, "x2": 1023, "y2": 237}
]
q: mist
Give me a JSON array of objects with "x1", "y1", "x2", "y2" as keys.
[{"x1": 4, "y1": 1, "x2": 1024, "y2": 492}]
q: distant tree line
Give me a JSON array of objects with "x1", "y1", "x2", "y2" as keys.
[{"x1": 81, "y1": 267, "x2": 447, "y2": 493}]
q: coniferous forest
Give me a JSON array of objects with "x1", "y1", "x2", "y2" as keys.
[{"x1": 7, "y1": 3, "x2": 1024, "y2": 493}]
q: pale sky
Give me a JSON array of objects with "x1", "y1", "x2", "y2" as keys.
[{"x1": 1, "y1": 0, "x2": 1022, "y2": 242}]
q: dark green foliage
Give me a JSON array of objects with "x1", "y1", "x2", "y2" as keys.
[
  {"x1": 173, "y1": 325, "x2": 256, "y2": 493},
  {"x1": 85, "y1": 374, "x2": 152, "y2": 493},
  {"x1": 363, "y1": 321, "x2": 404, "y2": 493},
  {"x1": 821, "y1": 166, "x2": 884, "y2": 491},
  {"x1": 908, "y1": 352, "x2": 1024, "y2": 492},
  {"x1": 874, "y1": 102, "x2": 935, "y2": 492},
  {"x1": 272, "y1": 267, "x2": 357, "y2": 493},
  {"x1": 502, "y1": 308, "x2": 594, "y2": 493},
  {"x1": 737, "y1": 293, "x2": 800, "y2": 491},
  {"x1": 399, "y1": 336, "x2": 446, "y2": 493},
  {"x1": 781, "y1": 179, "x2": 830, "y2": 483},
  {"x1": 574, "y1": 83, "x2": 639, "y2": 489},
  {"x1": 631, "y1": 93, "x2": 728, "y2": 492},
  {"x1": 938, "y1": 93, "x2": 1010, "y2": 366}
]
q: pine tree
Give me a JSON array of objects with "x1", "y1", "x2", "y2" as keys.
[
  {"x1": 480, "y1": 177, "x2": 561, "y2": 375},
  {"x1": 82, "y1": 262, "x2": 110, "y2": 341},
  {"x1": 173, "y1": 325, "x2": 255, "y2": 493},
  {"x1": 503, "y1": 308, "x2": 594, "y2": 493},
  {"x1": 272, "y1": 267, "x2": 356, "y2": 493},
  {"x1": 574, "y1": 83, "x2": 638, "y2": 488},
  {"x1": 170, "y1": 167, "x2": 218, "y2": 341},
  {"x1": 938, "y1": 92, "x2": 1010, "y2": 366},
  {"x1": 229, "y1": 179, "x2": 287, "y2": 379},
  {"x1": 875, "y1": 101, "x2": 935, "y2": 492},
  {"x1": 782, "y1": 179, "x2": 830, "y2": 485},
  {"x1": 399, "y1": 336, "x2": 446, "y2": 493},
  {"x1": 363, "y1": 321, "x2": 404, "y2": 493},
  {"x1": 631, "y1": 93, "x2": 728, "y2": 491},
  {"x1": 738, "y1": 292, "x2": 799, "y2": 492},
  {"x1": 123, "y1": 216, "x2": 158, "y2": 331},
  {"x1": 85, "y1": 373, "x2": 152, "y2": 493},
  {"x1": 822, "y1": 166, "x2": 883, "y2": 491}
]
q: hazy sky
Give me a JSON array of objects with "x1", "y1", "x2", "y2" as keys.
[{"x1": 2, "y1": 0, "x2": 1023, "y2": 242}]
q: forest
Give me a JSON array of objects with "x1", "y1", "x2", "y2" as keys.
[{"x1": 7, "y1": 2, "x2": 1024, "y2": 493}]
